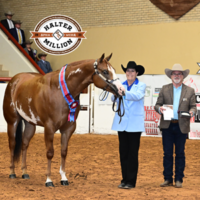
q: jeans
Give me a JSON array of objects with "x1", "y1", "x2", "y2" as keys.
[{"x1": 162, "y1": 123, "x2": 187, "y2": 183}]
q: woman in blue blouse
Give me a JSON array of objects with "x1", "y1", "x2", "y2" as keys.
[{"x1": 111, "y1": 61, "x2": 146, "y2": 189}]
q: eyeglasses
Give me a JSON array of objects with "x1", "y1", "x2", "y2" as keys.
[{"x1": 171, "y1": 73, "x2": 183, "y2": 76}]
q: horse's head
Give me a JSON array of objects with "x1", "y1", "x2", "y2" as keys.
[{"x1": 92, "y1": 53, "x2": 125, "y2": 97}]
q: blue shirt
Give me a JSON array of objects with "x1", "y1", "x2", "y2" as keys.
[
  {"x1": 122, "y1": 78, "x2": 138, "y2": 91},
  {"x1": 173, "y1": 85, "x2": 182, "y2": 119}
]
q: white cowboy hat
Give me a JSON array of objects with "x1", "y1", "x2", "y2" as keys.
[{"x1": 165, "y1": 64, "x2": 190, "y2": 79}]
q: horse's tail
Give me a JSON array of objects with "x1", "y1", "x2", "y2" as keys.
[{"x1": 14, "y1": 119, "x2": 23, "y2": 162}]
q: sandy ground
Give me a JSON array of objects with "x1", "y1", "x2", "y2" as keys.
[{"x1": 0, "y1": 133, "x2": 199, "y2": 200}]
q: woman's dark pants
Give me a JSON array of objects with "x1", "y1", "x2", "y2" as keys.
[{"x1": 118, "y1": 131, "x2": 141, "y2": 187}]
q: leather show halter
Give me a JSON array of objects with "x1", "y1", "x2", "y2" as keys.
[
  {"x1": 92, "y1": 60, "x2": 125, "y2": 123},
  {"x1": 92, "y1": 60, "x2": 120, "y2": 96}
]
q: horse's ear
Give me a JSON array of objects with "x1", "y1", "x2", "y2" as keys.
[
  {"x1": 105, "y1": 53, "x2": 112, "y2": 62},
  {"x1": 99, "y1": 53, "x2": 105, "y2": 63}
]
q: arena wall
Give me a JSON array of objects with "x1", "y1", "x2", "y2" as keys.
[{"x1": 1, "y1": 1, "x2": 200, "y2": 74}]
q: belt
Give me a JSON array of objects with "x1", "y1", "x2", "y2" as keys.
[{"x1": 171, "y1": 120, "x2": 178, "y2": 123}]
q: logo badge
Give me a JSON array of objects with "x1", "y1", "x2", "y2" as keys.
[{"x1": 30, "y1": 15, "x2": 86, "y2": 55}]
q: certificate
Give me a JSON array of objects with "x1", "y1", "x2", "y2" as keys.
[{"x1": 163, "y1": 105, "x2": 174, "y2": 120}]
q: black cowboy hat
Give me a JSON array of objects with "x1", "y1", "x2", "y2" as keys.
[
  {"x1": 121, "y1": 61, "x2": 145, "y2": 76},
  {"x1": 38, "y1": 52, "x2": 47, "y2": 59}
]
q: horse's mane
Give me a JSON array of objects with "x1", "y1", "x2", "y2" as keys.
[{"x1": 68, "y1": 59, "x2": 93, "y2": 68}]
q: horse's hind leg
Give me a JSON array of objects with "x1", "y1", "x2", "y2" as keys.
[
  {"x1": 7, "y1": 117, "x2": 22, "y2": 178},
  {"x1": 59, "y1": 123, "x2": 76, "y2": 186},
  {"x1": 21, "y1": 121, "x2": 36, "y2": 179},
  {"x1": 3, "y1": 81, "x2": 23, "y2": 178}
]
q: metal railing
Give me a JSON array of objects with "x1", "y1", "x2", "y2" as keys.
[{"x1": 0, "y1": 22, "x2": 45, "y2": 75}]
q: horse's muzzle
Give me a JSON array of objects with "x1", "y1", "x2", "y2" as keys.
[{"x1": 106, "y1": 81, "x2": 124, "y2": 98}]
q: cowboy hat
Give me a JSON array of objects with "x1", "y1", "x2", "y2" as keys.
[
  {"x1": 5, "y1": 11, "x2": 14, "y2": 16},
  {"x1": 165, "y1": 64, "x2": 189, "y2": 79},
  {"x1": 38, "y1": 52, "x2": 47, "y2": 59},
  {"x1": 121, "y1": 61, "x2": 145, "y2": 76},
  {"x1": 24, "y1": 40, "x2": 33, "y2": 45},
  {"x1": 13, "y1": 20, "x2": 22, "y2": 24}
]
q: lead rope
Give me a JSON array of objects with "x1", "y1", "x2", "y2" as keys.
[
  {"x1": 112, "y1": 94, "x2": 125, "y2": 124},
  {"x1": 99, "y1": 90, "x2": 125, "y2": 123},
  {"x1": 99, "y1": 90, "x2": 109, "y2": 101}
]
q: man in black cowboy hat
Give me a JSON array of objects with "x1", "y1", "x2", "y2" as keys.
[
  {"x1": 24, "y1": 40, "x2": 37, "y2": 62},
  {"x1": 1, "y1": 11, "x2": 14, "y2": 31},
  {"x1": 37, "y1": 53, "x2": 52, "y2": 74},
  {"x1": 111, "y1": 61, "x2": 146, "y2": 189},
  {"x1": 10, "y1": 20, "x2": 26, "y2": 48}
]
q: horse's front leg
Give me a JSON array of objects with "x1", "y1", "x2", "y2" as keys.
[
  {"x1": 59, "y1": 122, "x2": 76, "y2": 186},
  {"x1": 21, "y1": 121, "x2": 36, "y2": 179},
  {"x1": 44, "y1": 125, "x2": 55, "y2": 187}
]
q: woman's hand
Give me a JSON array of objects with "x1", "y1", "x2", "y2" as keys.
[{"x1": 118, "y1": 86, "x2": 125, "y2": 96}]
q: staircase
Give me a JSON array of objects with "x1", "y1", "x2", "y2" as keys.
[
  {"x1": 0, "y1": 28, "x2": 38, "y2": 77},
  {"x1": 0, "y1": 65, "x2": 9, "y2": 77}
]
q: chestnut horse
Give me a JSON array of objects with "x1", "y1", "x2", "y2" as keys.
[{"x1": 3, "y1": 53, "x2": 125, "y2": 187}]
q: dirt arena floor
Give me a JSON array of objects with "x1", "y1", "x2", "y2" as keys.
[{"x1": 0, "y1": 133, "x2": 199, "y2": 200}]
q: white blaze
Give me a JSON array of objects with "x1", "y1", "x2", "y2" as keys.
[{"x1": 108, "y1": 65, "x2": 125, "y2": 93}]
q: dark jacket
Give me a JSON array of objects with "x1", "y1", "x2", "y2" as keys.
[
  {"x1": 155, "y1": 83, "x2": 196, "y2": 133},
  {"x1": 37, "y1": 60, "x2": 52, "y2": 74},
  {"x1": 24, "y1": 47, "x2": 37, "y2": 62},
  {"x1": 9, "y1": 28, "x2": 26, "y2": 48},
  {"x1": 1, "y1": 19, "x2": 14, "y2": 31}
]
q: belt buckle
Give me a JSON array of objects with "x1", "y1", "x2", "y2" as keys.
[{"x1": 171, "y1": 120, "x2": 178, "y2": 123}]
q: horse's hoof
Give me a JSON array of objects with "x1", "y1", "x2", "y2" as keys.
[
  {"x1": 22, "y1": 174, "x2": 30, "y2": 179},
  {"x1": 9, "y1": 174, "x2": 16, "y2": 179},
  {"x1": 45, "y1": 182, "x2": 54, "y2": 187},
  {"x1": 61, "y1": 180, "x2": 69, "y2": 186}
]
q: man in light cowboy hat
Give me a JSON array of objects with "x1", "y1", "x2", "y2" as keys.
[
  {"x1": 24, "y1": 40, "x2": 37, "y2": 62},
  {"x1": 111, "y1": 61, "x2": 146, "y2": 189},
  {"x1": 155, "y1": 64, "x2": 196, "y2": 188},
  {"x1": 10, "y1": 20, "x2": 26, "y2": 48},
  {"x1": 37, "y1": 53, "x2": 52, "y2": 74},
  {"x1": 1, "y1": 11, "x2": 14, "y2": 31}
]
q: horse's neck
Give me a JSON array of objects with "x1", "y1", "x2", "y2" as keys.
[
  {"x1": 69, "y1": 59, "x2": 93, "y2": 67},
  {"x1": 65, "y1": 61, "x2": 94, "y2": 98}
]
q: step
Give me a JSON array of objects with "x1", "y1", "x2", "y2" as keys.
[
  {"x1": 0, "y1": 70, "x2": 9, "y2": 77},
  {"x1": 0, "y1": 64, "x2": 9, "y2": 77}
]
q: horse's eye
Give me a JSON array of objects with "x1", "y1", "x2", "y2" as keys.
[{"x1": 103, "y1": 70, "x2": 108, "y2": 75}]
